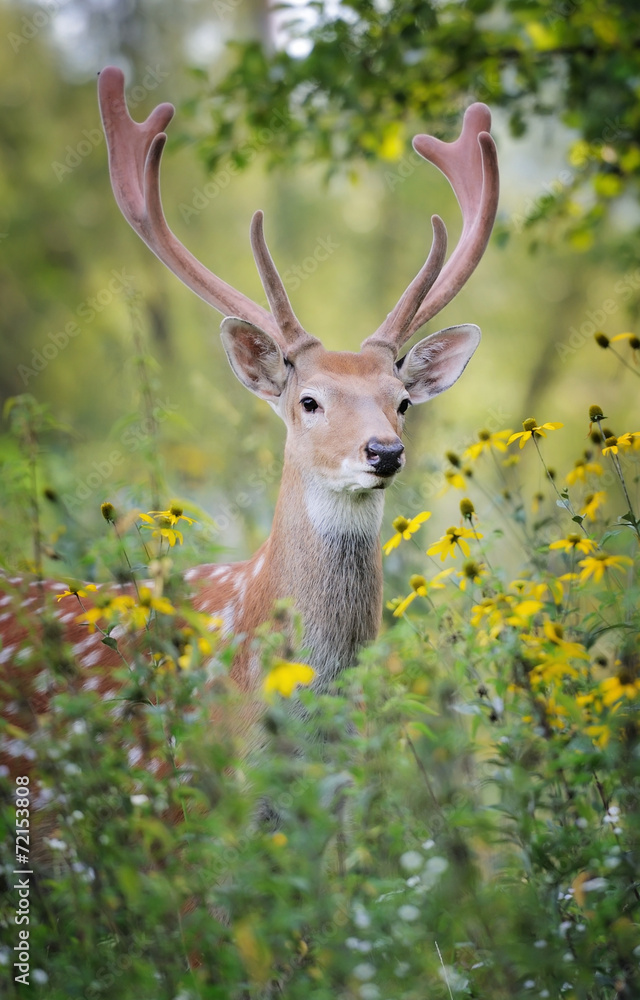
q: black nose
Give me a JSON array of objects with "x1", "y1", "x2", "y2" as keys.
[{"x1": 365, "y1": 437, "x2": 405, "y2": 477}]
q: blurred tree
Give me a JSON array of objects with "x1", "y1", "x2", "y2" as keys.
[{"x1": 195, "y1": 0, "x2": 640, "y2": 250}]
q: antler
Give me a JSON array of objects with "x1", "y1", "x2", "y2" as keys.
[
  {"x1": 98, "y1": 66, "x2": 315, "y2": 353},
  {"x1": 363, "y1": 103, "x2": 499, "y2": 356}
]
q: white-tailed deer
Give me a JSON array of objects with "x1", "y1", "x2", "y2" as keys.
[{"x1": 0, "y1": 67, "x2": 498, "y2": 779}]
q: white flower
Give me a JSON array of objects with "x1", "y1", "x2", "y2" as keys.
[
  {"x1": 45, "y1": 837, "x2": 67, "y2": 851},
  {"x1": 32, "y1": 970, "x2": 49, "y2": 984},
  {"x1": 353, "y1": 963, "x2": 375, "y2": 981},
  {"x1": 359, "y1": 986, "x2": 380, "y2": 1000},
  {"x1": 397, "y1": 904, "x2": 420, "y2": 922},
  {"x1": 581, "y1": 877, "x2": 607, "y2": 892},
  {"x1": 130, "y1": 794, "x2": 149, "y2": 806},
  {"x1": 353, "y1": 904, "x2": 371, "y2": 929},
  {"x1": 400, "y1": 850, "x2": 423, "y2": 872}
]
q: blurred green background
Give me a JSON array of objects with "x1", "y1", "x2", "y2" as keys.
[{"x1": 1, "y1": 0, "x2": 639, "y2": 581}]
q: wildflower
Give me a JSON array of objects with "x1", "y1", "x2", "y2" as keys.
[
  {"x1": 581, "y1": 491, "x2": 607, "y2": 520},
  {"x1": 549, "y1": 534, "x2": 597, "y2": 556},
  {"x1": 263, "y1": 659, "x2": 315, "y2": 699},
  {"x1": 594, "y1": 332, "x2": 610, "y2": 349},
  {"x1": 463, "y1": 428, "x2": 512, "y2": 462},
  {"x1": 146, "y1": 504, "x2": 196, "y2": 527},
  {"x1": 599, "y1": 671, "x2": 640, "y2": 706},
  {"x1": 578, "y1": 553, "x2": 633, "y2": 584},
  {"x1": 445, "y1": 450, "x2": 461, "y2": 467},
  {"x1": 588, "y1": 404, "x2": 605, "y2": 422},
  {"x1": 470, "y1": 593, "x2": 541, "y2": 638},
  {"x1": 140, "y1": 504, "x2": 197, "y2": 547},
  {"x1": 616, "y1": 430, "x2": 640, "y2": 450},
  {"x1": 382, "y1": 511, "x2": 431, "y2": 555},
  {"x1": 443, "y1": 468, "x2": 467, "y2": 491},
  {"x1": 56, "y1": 583, "x2": 98, "y2": 602},
  {"x1": 457, "y1": 560, "x2": 486, "y2": 591},
  {"x1": 392, "y1": 569, "x2": 453, "y2": 616},
  {"x1": 601, "y1": 435, "x2": 619, "y2": 456},
  {"x1": 101, "y1": 502, "x2": 116, "y2": 523},
  {"x1": 566, "y1": 458, "x2": 603, "y2": 485},
  {"x1": 459, "y1": 497, "x2": 475, "y2": 520},
  {"x1": 508, "y1": 417, "x2": 563, "y2": 449},
  {"x1": 76, "y1": 589, "x2": 175, "y2": 632},
  {"x1": 611, "y1": 332, "x2": 640, "y2": 350},
  {"x1": 427, "y1": 525, "x2": 483, "y2": 562},
  {"x1": 532, "y1": 492, "x2": 544, "y2": 513}
]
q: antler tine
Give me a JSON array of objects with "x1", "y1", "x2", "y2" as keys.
[
  {"x1": 368, "y1": 103, "x2": 499, "y2": 356},
  {"x1": 362, "y1": 214, "x2": 447, "y2": 354},
  {"x1": 98, "y1": 66, "x2": 279, "y2": 338},
  {"x1": 408, "y1": 103, "x2": 499, "y2": 336},
  {"x1": 250, "y1": 211, "x2": 320, "y2": 353}
]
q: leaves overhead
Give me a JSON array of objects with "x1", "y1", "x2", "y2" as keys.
[{"x1": 196, "y1": 0, "x2": 640, "y2": 240}]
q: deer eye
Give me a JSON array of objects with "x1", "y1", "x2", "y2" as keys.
[
  {"x1": 301, "y1": 396, "x2": 319, "y2": 413},
  {"x1": 398, "y1": 398, "x2": 411, "y2": 415}
]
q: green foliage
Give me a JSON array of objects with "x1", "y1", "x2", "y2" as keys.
[
  {"x1": 1, "y1": 339, "x2": 639, "y2": 1000},
  {"x1": 196, "y1": 0, "x2": 640, "y2": 244}
]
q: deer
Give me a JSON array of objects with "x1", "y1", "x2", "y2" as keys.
[{"x1": 0, "y1": 67, "x2": 498, "y2": 789}]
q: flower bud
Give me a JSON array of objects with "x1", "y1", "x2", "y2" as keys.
[
  {"x1": 392, "y1": 516, "x2": 410, "y2": 532},
  {"x1": 589, "y1": 404, "x2": 604, "y2": 420},
  {"x1": 101, "y1": 502, "x2": 116, "y2": 523},
  {"x1": 445, "y1": 451, "x2": 461, "y2": 467},
  {"x1": 460, "y1": 498, "x2": 475, "y2": 518},
  {"x1": 594, "y1": 332, "x2": 610, "y2": 348}
]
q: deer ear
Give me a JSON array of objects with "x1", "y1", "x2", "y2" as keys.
[
  {"x1": 220, "y1": 318, "x2": 289, "y2": 402},
  {"x1": 397, "y1": 324, "x2": 480, "y2": 404}
]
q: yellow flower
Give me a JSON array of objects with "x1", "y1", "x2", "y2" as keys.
[
  {"x1": 76, "y1": 588, "x2": 175, "y2": 632},
  {"x1": 611, "y1": 332, "x2": 640, "y2": 350},
  {"x1": 617, "y1": 431, "x2": 640, "y2": 450},
  {"x1": 145, "y1": 504, "x2": 197, "y2": 527},
  {"x1": 599, "y1": 673, "x2": 640, "y2": 706},
  {"x1": 581, "y1": 491, "x2": 607, "y2": 520},
  {"x1": 456, "y1": 560, "x2": 487, "y2": 591},
  {"x1": 56, "y1": 582, "x2": 98, "y2": 602},
  {"x1": 578, "y1": 553, "x2": 633, "y2": 584},
  {"x1": 382, "y1": 511, "x2": 431, "y2": 556},
  {"x1": 140, "y1": 505, "x2": 197, "y2": 548},
  {"x1": 263, "y1": 659, "x2": 315, "y2": 699},
  {"x1": 463, "y1": 429, "x2": 512, "y2": 462},
  {"x1": 427, "y1": 525, "x2": 483, "y2": 562},
  {"x1": 508, "y1": 417, "x2": 563, "y2": 449},
  {"x1": 442, "y1": 468, "x2": 467, "y2": 491},
  {"x1": 566, "y1": 459, "x2": 603, "y2": 485},
  {"x1": 601, "y1": 436, "x2": 619, "y2": 456},
  {"x1": 549, "y1": 534, "x2": 597, "y2": 556},
  {"x1": 392, "y1": 569, "x2": 453, "y2": 616}
]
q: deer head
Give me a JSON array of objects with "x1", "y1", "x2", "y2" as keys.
[{"x1": 98, "y1": 67, "x2": 498, "y2": 507}]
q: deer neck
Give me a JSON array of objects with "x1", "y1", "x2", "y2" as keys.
[{"x1": 258, "y1": 459, "x2": 385, "y2": 685}]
